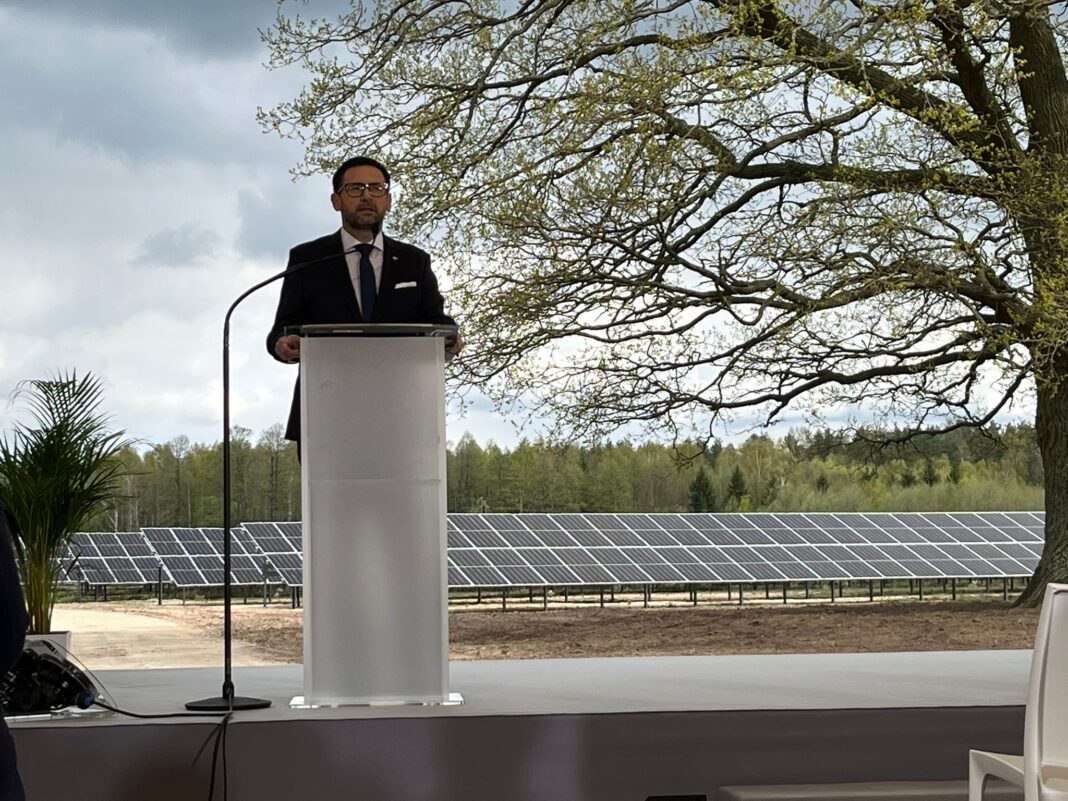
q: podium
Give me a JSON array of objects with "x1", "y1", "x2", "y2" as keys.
[{"x1": 292, "y1": 323, "x2": 457, "y2": 706}]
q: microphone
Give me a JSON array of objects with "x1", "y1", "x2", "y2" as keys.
[
  {"x1": 194, "y1": 238, "x2": 461, "y2": 709},
  {"x1": 279, "y1": 244, "x2": 361, "y2": 281},
  {"x1": 186, "y1": 245, "x2": 358, "y2": 712},
  {"x1": 266, "y1": 245, "x2": 363, "y2": 360},
  {"x1": 263, "y1": 245, "x2": 364, "y2": 317}
]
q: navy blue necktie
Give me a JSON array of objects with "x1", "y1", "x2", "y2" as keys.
[{"x1": 354, "y1": 243, "x2": 376, "y2": 320}]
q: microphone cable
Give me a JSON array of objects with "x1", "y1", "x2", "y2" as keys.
[{"x1": 76, "y1": 692, "x2": 235, "y2": 800}]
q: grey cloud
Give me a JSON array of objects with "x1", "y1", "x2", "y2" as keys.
[
  {"x1": 236, "y1": 181, "x2": 332, "y2": 260},
  {"x1": 0, "y1": 1, "x2": 496, "y2": 449},
  {"x1": 0, "y1": 0, "x2": 354, "y2": 55},
  {"x1": 0, "y1": 7, "x2": 296, "y2": 165},
  {"x1": 3, "y1": 0, "x2": 271, "y2": 55},
  {"x1": 135, "y1": 226, "x2": 220, "y2": 265}
]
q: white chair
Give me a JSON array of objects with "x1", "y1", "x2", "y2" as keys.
[{"x1": 969, "y1": 582, "x2": 1068, "y2": 801}]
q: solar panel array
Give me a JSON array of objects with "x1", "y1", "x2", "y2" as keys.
[
  {"x1": 65, "y1": 532, "x2": 165, "y2": 585},
  {"x1": 58, "y1": 512, "x2": 1046, "y2": 590},
  {"x1": 242, "y1": 522, "x2": 303, "y2": 586},
  {"x1": 445, "y1": 512, "x2": 1044, "y2": 588},
  {"x1": 141, "y1": 527, "x2": 268, "y2": 587}
]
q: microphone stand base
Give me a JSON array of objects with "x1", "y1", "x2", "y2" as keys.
[{"x1": 185, "y1": 695, "x2": 272, "y2": 711}]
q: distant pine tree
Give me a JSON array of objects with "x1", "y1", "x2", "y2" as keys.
[
  {"x1": 727, "y1": 466, "x2": 748, "y2": 509},
  {"x1": 923, "y1": 457, "x2": 939, "y2": 486},
  {"x1": 688, "y1": 467, "x2": 716, "y2": 512}
]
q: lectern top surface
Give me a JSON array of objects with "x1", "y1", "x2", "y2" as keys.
[{"x1": 286, "y1": 323, "x2": 457, "y2": 337}]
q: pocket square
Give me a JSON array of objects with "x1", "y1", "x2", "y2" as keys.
[{"x1": 395, "y1": 281, "x2": 418, "y2": 289}]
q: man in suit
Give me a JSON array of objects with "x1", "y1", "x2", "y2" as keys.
[
  {"x1": 0, "y1": 502, "x2": 28, "y2": 800},
  {"x1": 267, "y1": 156, "x2": 464, "y2": 444}
]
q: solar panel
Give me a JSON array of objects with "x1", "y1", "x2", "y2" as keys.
[
  {"x1": 142, "y1": 527, "x2": 267, "y2": 587},
  {"x1": 586, "y1": 515, "x2": 644, "y2": 545},
  {"x1": 441, "y1": 512, "x2": 1046, "y2": 588},
  {"x1": 711, "y1": 563, "x2": 755, "y2": 581},
  {"x1": 537, "y1": 563, "x2": 584, "y2": 584},
  {"x1": 493, "y1": 517, "x2": 543, "y2": 547},
  {"x1": 60, "y1": 511, "x2": 1047, "y2": 591},
  {"x1": 466, "y1": 528, "x2": 511, "y2": 548},
  {"x1": 450, "y1": 549, "x2": 491, "y2": 567},
  {"x1": 533, "y1": 526, "x2": 579, "y2": 548},
  {"x1": 498, "y1": 565, "x2": 543, "y2": 584},
  {"x1": 464, "y1": 565, "x2": 509, "y2": 585},
  {"x1": 774, "y1": 562, "x2": 820, "y2": 580},
  {"x1": 242, "y1": 522, "x2": 303, "y2": 586},
  {"x1": 66, "y1": 532, "x2": 167, "y2": 585},
  {"x1": 703, "y1": 527, "x2": 748, "y2": 546},
  {"x1": 447, "y1": 519, "x2": 473, "y2": 548},
  {"x1": 447, "y1": 566, "x2": 472, "y2": 586}
]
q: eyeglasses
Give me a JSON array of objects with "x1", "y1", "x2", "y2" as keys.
[{"x1": 338, "y1": 182, "x2": 390, "y2": 198}]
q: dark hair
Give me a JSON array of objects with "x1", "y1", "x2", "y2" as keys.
[{"x1": 332, "y1": 156, "x2": 391, "y2": 192}]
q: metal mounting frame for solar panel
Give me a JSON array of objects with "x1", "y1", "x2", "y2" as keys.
[
  {"x1": 64, "y1": 532, "x2": 168, "y2": 586},
  {"x1": 54, "y1": 543, "x2": 82, "y2": 585},
  {"x1": 141, "y1": 527, "x2": 268, "y2": 587},
  {"x1": 241, "y1": 522, "x2": 303, "y2": 587},
  {"x1": 444, "y1": 511, "x2": 1044, "y2": 589}
]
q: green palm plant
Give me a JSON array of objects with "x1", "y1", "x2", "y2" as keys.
[{"x1": 0, "y1": 372, "x2": 133, "y2": 634}]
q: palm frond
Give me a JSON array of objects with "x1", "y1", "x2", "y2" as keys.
[{"x1": 0, "y1": 371, "x2": 134, "y2": 633}]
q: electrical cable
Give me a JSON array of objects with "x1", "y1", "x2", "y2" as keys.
[
  {"x1": 78, "y1": 694, "x2": 235, "y2": 800},
  {"x1": 207, "y1": 712, "x2": 232, "y2": 801},
  {"x1": 78, "y1": 695, "x2": 225, "y2": 719}
]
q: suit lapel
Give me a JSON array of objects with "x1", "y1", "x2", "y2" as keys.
[{"x1": 372, "y1": 235, "x2": 400, "y2": 322}]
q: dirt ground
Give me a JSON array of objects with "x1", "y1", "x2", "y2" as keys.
[{"x1": 52, "y1": 594, "x2": 1041, "y2": 670}]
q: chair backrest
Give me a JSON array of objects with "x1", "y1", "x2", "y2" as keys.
[{"x1": 1024, "y1": 582, "x2": 1068, "y2": 801}]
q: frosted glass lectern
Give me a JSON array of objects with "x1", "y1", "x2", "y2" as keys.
[{"x1": 293, "y1": 323, "x2": 456, "y2": 706}]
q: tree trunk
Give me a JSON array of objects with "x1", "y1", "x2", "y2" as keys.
[{"x1": 1016, "y1": 370, "x2": 1068, "y2": 606}]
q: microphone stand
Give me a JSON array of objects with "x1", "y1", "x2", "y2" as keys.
[{"x1": 185, "y1": 248, "x2": 357, "y2": 711}]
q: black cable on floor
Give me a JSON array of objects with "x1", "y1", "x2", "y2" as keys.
[
  {"x1": 79, "y1": 695, "x2": 234, "y2": 800},
  {"x1": 81, "y1": 696, "x2": 226, "y2": 720},
  {"x1": 207, "y1": 712, "x2": 232, "y2": 801}
]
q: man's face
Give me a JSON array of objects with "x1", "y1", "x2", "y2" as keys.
[{"x1": 331, "y1": 165, "x2": 392, "y2": 233}]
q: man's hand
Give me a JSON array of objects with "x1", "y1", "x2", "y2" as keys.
[
  {"x1": 446, "y1": 332, "x2": 465, "y2": 356},
  {"x1": 274, "y1": 334, "x2": 301, "y2": 363}
]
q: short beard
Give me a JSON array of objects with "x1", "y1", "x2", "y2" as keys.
[{"x1": 343, "y1": 210, "x2": 384, "y2": 235}]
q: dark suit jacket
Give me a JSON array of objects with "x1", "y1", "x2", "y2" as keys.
[
  {"x1": 0, "y1": 503, "x2": 27, "y2": 801},
  {"x1": 267, "y1": 231, "x2": 457, "y2": 442}
]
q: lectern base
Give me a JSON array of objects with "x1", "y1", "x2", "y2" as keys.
[{"x1": 289, "y1": 692, "x2": 464, "y2": 709}]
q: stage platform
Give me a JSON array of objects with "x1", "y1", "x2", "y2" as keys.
[{"x1": 10, "y1": 650, "x2": 1029, "y2": 801}]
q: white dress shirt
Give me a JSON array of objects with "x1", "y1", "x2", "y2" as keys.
[{"x1": 340, "y1": 228, "x2": 384, "y2": 316}]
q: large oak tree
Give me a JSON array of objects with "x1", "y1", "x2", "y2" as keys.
[{"x1": 262, "y1": 0, "x2": 1068, "y2": 604}]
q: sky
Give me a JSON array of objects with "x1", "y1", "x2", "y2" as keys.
[
  {"x1": 0, "y1": 0, "x2": 524, "y2": 450},
  {"x1": 0, "y1": 2, "x2": 1038, "y2": 456}
]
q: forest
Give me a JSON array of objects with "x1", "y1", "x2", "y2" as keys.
[{"x1": 89, "y1": 423, "x2": 1045, "y2": 531}]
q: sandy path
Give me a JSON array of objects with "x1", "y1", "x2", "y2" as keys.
[{"x1": 50, "y1": 605, "x2": 289, "y2": 670}]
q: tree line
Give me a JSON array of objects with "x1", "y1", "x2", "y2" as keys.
[{"x1": 87, "y1": 423, "x2": 1044, "y2": 531}]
